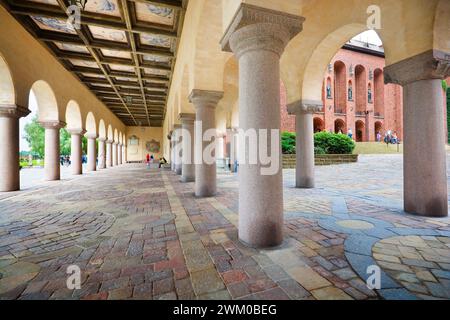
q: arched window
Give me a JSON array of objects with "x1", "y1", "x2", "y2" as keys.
[
  {"x1": 355, "y1": 65, "x2": 367, "y2": 114},
  {"x1": 368, "y1": 83, "x2": 373, "y2": 104},
  {"x1": 374, "y1": 69, "x2": 384, "y2": 117},
  {"x1": 348, "y1": 80, "x2": 353, "y2": 101},
  {"x1": 333, "y1": 61, "x2": 346, "y2": 114}
]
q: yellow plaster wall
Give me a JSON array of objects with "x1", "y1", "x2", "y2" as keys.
[{"x1": 126, "y1": 127, "x2": 164, "y2": 162}]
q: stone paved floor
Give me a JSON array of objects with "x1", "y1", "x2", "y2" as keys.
[{"x1": 0, "y1": 155, "x2": 449, "y2": 300}]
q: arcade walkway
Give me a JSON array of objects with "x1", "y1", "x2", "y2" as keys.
[{"x1": 0, "y1": 155, "x2": 449, "y2": 300}]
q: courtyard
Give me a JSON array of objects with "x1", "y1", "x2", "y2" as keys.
[{"x1": 0, "y1": 154, "x2": 449, "y2": 300}]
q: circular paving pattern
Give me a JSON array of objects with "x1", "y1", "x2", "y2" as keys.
[
  {"x1": 337, "y1": 219, "x2": 374, "y2": 230},
  {"x1": 373, "y1": 235, "x2": 450, "y2": 299}
]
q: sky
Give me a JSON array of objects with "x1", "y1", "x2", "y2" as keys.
[
  {"x1": 351, "y1": 30, "x2": 383, "y2": 46},
  {"x1": 18, "y1": 31, "x2": 384, "y2": 152}
]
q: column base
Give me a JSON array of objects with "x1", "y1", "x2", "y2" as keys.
[
  {"x1": 238, "y1": 237, "x2": 285, "y2": 250},
  {"x1": 180, "y1": 176, "x2": 195, "y2": 183},
  {"x1": 404, "y1": 205, "x2": 448, "y2": 218},
  {"x1": 175, "y1": 165, "x2": 182, "y2": 175},
  {"x1": 295, "y1": 178, "x2": 315, "y2": 189},
  {"x1": 195, "y1": 189, "x2": 216, "y2": 198}
]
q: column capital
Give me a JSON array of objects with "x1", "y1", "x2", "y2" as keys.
[
  {"x1": 0, "y1": 104, "x2": 30, "y2": 118},
  {"x1": 287, "y1": 100, "x2": 323, "y2": 115},
  {"x1": 98, "y1": 137, "x2": 107, "y2": 142},
  {"x1": 384, "y1": 50, "x2": 450, "y2": 86},
  {"x1": 106, "y1": 139, "x2": 113, "y2": 144},
  {"x1": 221, "y1": 3, "x2": 304, "y2": 57},
  {"x1": 179, "y1": 113, "x2": 196, "y2": 123},
  {"x1": 67, "y1": 128, "x2": 87, "y2": 136},
  {"x1": 189, "y1": 89, "x2": 224, "y2": 108},
  {"x1": 85, "y1": 133, "x2": 98, "y2": 140},
  {"x1": 39, "y1": 120, "x2": 66, "y2": 129}
]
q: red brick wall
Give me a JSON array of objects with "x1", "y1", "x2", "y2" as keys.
[{"x1": 281, "y1": 48, "x2": 403, "y2": 142}]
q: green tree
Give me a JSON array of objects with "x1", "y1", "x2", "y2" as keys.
[
  {"x1": 23, "y1": 115, "x2": 45, "y2": 158},
  {"x1": 23, "y1": 117, "x2": 88, "y2": 157},
  {"x1": 60, "y1": 128, "x2": 71, "y2": 156},
  {"x1": 59, "y1": 128, "x2": 88, "y2": 156}
]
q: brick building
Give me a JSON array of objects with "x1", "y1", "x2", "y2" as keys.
[{"x1": 281, "y1": 39, "x2": 404, "y2": 141}]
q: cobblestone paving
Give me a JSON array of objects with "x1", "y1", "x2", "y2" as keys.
[{"x1": 0, "y1": 155, "x2": 449, "y2": 300}]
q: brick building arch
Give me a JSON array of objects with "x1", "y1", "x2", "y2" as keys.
[
  {"x1": 334, "y1": 119, "x2": 345, "y2": 134},
  {"x1": 313, "y1": 117, "x2": 324, "y2": 132},
  {"x1": 374, "y1": 68, "x2": 384, "y2": 117},
  {"x1": 375, "y1": 121, "x2": 383, "y2": 141},
  {"x1": 355, "y1": 120, "x2": 365, "y2": 142},
  {"x1": 355, "y1": 65, "x2": 367, "y2": 115},
  {"x1": 333, "y1": 60, "x2": 346, "y2": 114}
]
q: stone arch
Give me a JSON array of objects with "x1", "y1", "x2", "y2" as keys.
[
  {"x1": 333, "y1": 60, "x2": 347, "y2": 114},
  {"x1": 114, "y1": 128, "x2": 118, "y2": 143},
  {"x1": 65, "y1": 100, "x2": 82, "y2": 130},
  {"x1": 192, "y1": 0, "x2": 226, "y2": 91},
  {"x1": 373, "y1": 68, "x2": 384, "y2": 117},
  {"x1": 289, "y1": 23, "x2": 368, "y2": 103},
  {"x1": 180, "y1": 63, "x2": 194, "y2": 113},
  {"x1": 433, "y1": 0, "x2": 450, "y2": 53},
  {"x1": 107, "y1": 124, "x2": 113, "y2": 141},
  {"x1": 0, "y1": 54, "x2": 15, "y2": 105},
  {"x1": 219, "y1": 55, "x2": 239, "y2": 127},
  {"x1": 355, "y1": 65, "x2": 367, "y2": 114},
  {"x1": 355, "y1": 120, "x2": 365, "y2": 142},
  {"x1": 99, "y1": 119, "x2": 106, "y2": 140},
  {"x1": 30, "y1": 80, "x2": 59, "y2": 121},
  {"x1": 313, "y1": 117, "x2": 324, "y2": 133},
  {"x1": 85, "y1": 112, "x2": 97, "y2": 136},
  {"x1": 334, "y1": 119, "x2": 345, "y2": 134}
]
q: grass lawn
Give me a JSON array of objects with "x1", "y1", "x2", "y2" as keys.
[
  {"x1": 354, "y1": 142, "x2": 450, "y2": 154},
  {"x1": 20, "y1": 159, "x2": 44, "y2": 168},
  {"x1": 353, "y1": 142, "x2": 403, "y2": 154}
]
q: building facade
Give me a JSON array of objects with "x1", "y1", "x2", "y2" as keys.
[{"x1": 281, "y1": 40, "x2": 404, "y2": 141}]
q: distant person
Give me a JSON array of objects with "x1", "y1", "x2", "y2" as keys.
[
  {"x1": 376, "y1": 131, "x2": 381, "y2": 142},
  {"x1": 392, "y1": 131, "x2": 398, "y2": 144},
  {"x1": 347, "y1": 128, "x2": 353, "y2": 140},
  {"x1": 146, "y1": 153, "x2": 150, "y2": 166},
  {"x1": 159, "y1": 157, "x2": 167, "y2": 168}
]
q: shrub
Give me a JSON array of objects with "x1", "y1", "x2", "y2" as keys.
[
  {"x1": 314, "y1": 146, "x2": 326, "y2": 155},
  {"x1": 281, "y1": 131, "x2": 296, "y2": 154},
  {"x1": 314, "y1": 131, "x2": 355, "y2": 154},
  {"x1": 281, "y1": 131, "x2": 355, "y2": 155}
]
